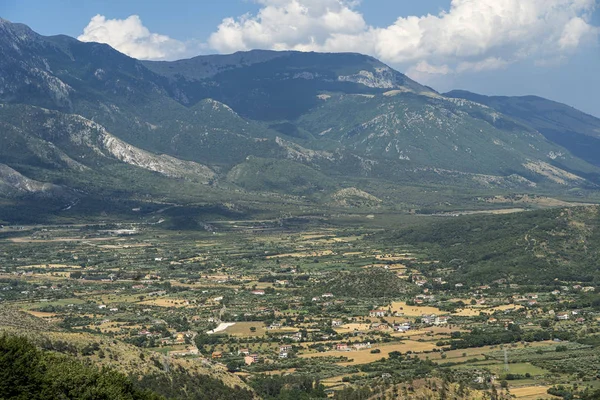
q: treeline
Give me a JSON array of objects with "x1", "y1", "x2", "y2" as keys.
[
  {"x1": 449, "y1": 328, "x2": 573, "y2": 350},
  {"x1": 0, "y1": 334, "x2": 162, "y2": 400},
  {"x1": 314, "y1": 268, "x2": 413, "y2": 298},
  {"x1": 388, "y1": 207, "x2": 600, "y2": 285},
  {"x1": 249, "y1": 375, "x2": 326, "y2": 399},
  {"x1": 137, "y1": 369, "x2": 254, "y2": 400},
  {"x1": 0, "y1": 334, "x2": 256, "y2": 400}
]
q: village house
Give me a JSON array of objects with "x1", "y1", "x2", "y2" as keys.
[
  {"x1": 268, "y1": 322, "x2": 282, "y2": 330},
  {"x1": 434, "y1": 316, "x2": 450, "y2": 325},
  {"x1": 394, "y1": 323, "x2": 411, "y2": 332},
  {"x1": 211, "y1": 351, "x2": 223, "y2": 359},
  {"x1": 322, "y1": 293, "x2": 334, "y2": 298},
  {"x1": 415, "y1": 294, "x2": 435, "y2": 302},
  {"x1": 369, "y1": 309, "x2": 387, "y2": 318},
  {"x1": 251, "y1": 290, "x2": 265, "y2": 295},
  {"x1": 353, "y1": 342, "x2": 372, "y2": 350},
  {"x1": 336, "y1": 343, "x2": 349, "y2": 351},
  {"x1": 331, "y1": 320, "x2": 343, "y2": 327},
  {"x1": 280, "y1": 345, "x2": 293, "y2": 353},
  {"x1": 169, "y1": 348, "x2": 199, "y2": 357},
  {"x1": 421, "y1": 314, "x2": 436, "y2": 325},
  {"x1": 370, "y1": 323, "x2": 391, "y2": 332},
  {"x1": 238, "y1": 348, "x2": 250, "y2": 356},
  {"x1": 557, "y1": 313, "x2": 569, "y2": 321}
]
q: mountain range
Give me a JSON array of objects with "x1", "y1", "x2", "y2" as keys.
[{"x1": 1, "y1": 17, "x2": 600, "y2": 222}]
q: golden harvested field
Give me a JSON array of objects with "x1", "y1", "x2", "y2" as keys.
[
  {"x1": 97, "y1": 321, "x2": 142, "y2": 334},
  {"x1": 138, "y1": 298, "x2": 190, "y2": 308},
  {"x1": 452, "y1": 307, "x2": 486, "y2": 317},
  {"x1": 510, "y1": 385, "x2": 558, "y2": 399},
  {"x1": 25, "y1": 311, "x2": 57, "y2": 318},
  {"x1": 224, "y1": 322, "x2": 267, "y2": 337},
  {"x1": 490, "y1": 304, "x2": 524, "y2": 312},
  {"x1": 391, "y1": 326, "x2": 463, "y2": 339},
  {"x1": 334, "y1": 323, "x2": 371, "y2": 333},
  {"x1": 266, "y1": 250, "x2": 334, "y2": 259},
  {"x1": 301, "y1": 341, "x2": 439, "y2": 365},
  {"x1": 391, "y1": 301, "x2": 445, "y2": 316},
  {"x1": 375, "y1": 254, "x2": 414, "y2": 261}
]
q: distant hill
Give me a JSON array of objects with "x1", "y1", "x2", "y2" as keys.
[
  {"x1": 388, "y1": 205, "x2": 600, "y2": 285},
  {"x1": 445, "y1": 90, "x2": 600, "y2": 167}
]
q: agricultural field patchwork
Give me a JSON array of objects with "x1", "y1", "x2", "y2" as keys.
[{"x1": 1, "y1": 208, "x2": 600, "y2": 399}]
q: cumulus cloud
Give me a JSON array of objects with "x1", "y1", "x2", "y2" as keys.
[
  {"x1": 208, "y1": 0, "x2": 367, "y2": 53},
  {"x1": 78, "y1": 1, "x2": 598, "y2": 76},
  {"x1": 208, "y1": 0, "x2": 599, "y2": 76},
  {"x1": 78, "y1": 14, "x2": 187, "y2": 60}
]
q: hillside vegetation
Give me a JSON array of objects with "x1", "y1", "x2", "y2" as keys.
[
  {"x1": 1, "y1": 18, "x2": 600, "y2": 221},
  {"x1": 389, "y1": 206, "x2": 600, "y2": 285}
]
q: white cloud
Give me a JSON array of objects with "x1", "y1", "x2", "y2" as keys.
[
  {"x1": 77, "y1": 1, "x2": 599, "y2": 78},
  {"x1": 456, "y1": 57, "x2": 511, "y2": 74},
  {"x1": 208, "y1": 0, "x2": 366, "y2": 53},
  {"x1": 559, "y1": 16, "x2": 597, "y2": 49},
  {"x1": 78, "y1": 15, "x2": 187, "y2": 60},
  {"x1": 208, "y1": 0, "x2": 599, "y2": 77}
]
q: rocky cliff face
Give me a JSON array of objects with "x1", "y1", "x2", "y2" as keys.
[
  {"x1": 101, "y1": 133, "x2": 215, "y2": 182},
  {"x1": 0, "y1": 163, "x2": 65, "y2": 197}
]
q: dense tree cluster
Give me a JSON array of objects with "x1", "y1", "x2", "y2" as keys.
[{"x1": 0, "y1": 334, "x2": 162, "y2": 400}]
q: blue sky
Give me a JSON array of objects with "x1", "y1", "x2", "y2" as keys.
[{"x1": 1, "y1": 0, "x2": 599, "y2": 117}]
